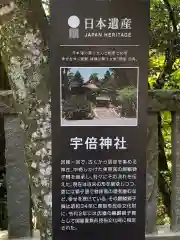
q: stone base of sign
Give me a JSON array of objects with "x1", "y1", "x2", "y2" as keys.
[{"x1": 4, "y1": 116, "x2": 32, "y2": 239}]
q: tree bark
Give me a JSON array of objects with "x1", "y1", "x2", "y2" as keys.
[
  {"x1": 0, "y1": 54, "x2": 10, "y2": 90},
  {"x1": 158, "y1": 113, "x2": 171, "y2": 216},
  {"x1": 0, "y1": 1, "x2": 51, "y2": 239}
]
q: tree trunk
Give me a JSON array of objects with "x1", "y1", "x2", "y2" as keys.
[{"x1": 0, "y1": 1, "x2": 52, "y2": 239}]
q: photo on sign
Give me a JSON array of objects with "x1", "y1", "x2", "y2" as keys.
[{"x1": 60, "y1": 67, "x2": 139, "y2": 126}]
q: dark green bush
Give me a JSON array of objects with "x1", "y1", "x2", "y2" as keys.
[
  {"x1": 62, "y1": 95, "x2": 94, "y2": 120},
  {"x1": 116, "y1": 86, "x2": 137, "y2": 118}
]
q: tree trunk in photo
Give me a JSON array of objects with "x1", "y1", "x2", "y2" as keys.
[{"x1": 0, "y1": 1, "x2": 52, "y2": 239}]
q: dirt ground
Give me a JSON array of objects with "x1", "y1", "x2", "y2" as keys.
[{"x1": 0, "y1": 231, "x2": 39, "y2": 240}]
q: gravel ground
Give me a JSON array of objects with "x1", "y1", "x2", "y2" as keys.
[
  {"x1": 0, "y1": 231, "x2": 39, "y2": 240},
  {"x1": 61, "y1": 117, "x2": 137, "y2": 126},
  {"x1": 93, "y1": 107, "x2": 120, "y2": 119}
]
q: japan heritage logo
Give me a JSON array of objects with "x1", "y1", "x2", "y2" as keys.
[
  {"x1": 67, "y1": 15, "x2": 132, "y2": 39},
  {"x1": 68, "y1": 15, "x2": 80, "y2": 39}
]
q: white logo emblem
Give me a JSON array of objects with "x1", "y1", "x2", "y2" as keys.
[{"x1": 68, "y1": 15, "x2": 80, "y2": 39}]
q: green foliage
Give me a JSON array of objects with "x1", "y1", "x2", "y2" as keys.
[
  {"x1": 149, "y1": 0, "x2": 180, "y2": 226},
  {"x1": 89, "y1": 73, "x2": 102, "y2": 87},
  {"x1": 156, "y1": 111, "x2": 172, "y2": 225},
  {"x1": 157, "y1": 192, "x2": 170, "y2": 225},
  {"x1": 90, "y1": 73, "x2": 99, "y2": 80},
  {"x1": 116, "y1": 86, "x2": 137, "y2": 101},
  {"x1": 72, "y1": 71, "x2": 84, "y2": 85},
  {"x1": 116, "y1": 86, "x2": 137, "y2": 118},
  {"x1": 62, "y1": 95, "x2": 94, "y2": 120}
]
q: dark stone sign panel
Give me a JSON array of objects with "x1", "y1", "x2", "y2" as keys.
[{"x1": 51, "y1": 0, "x2": 149, "y2": 240}]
